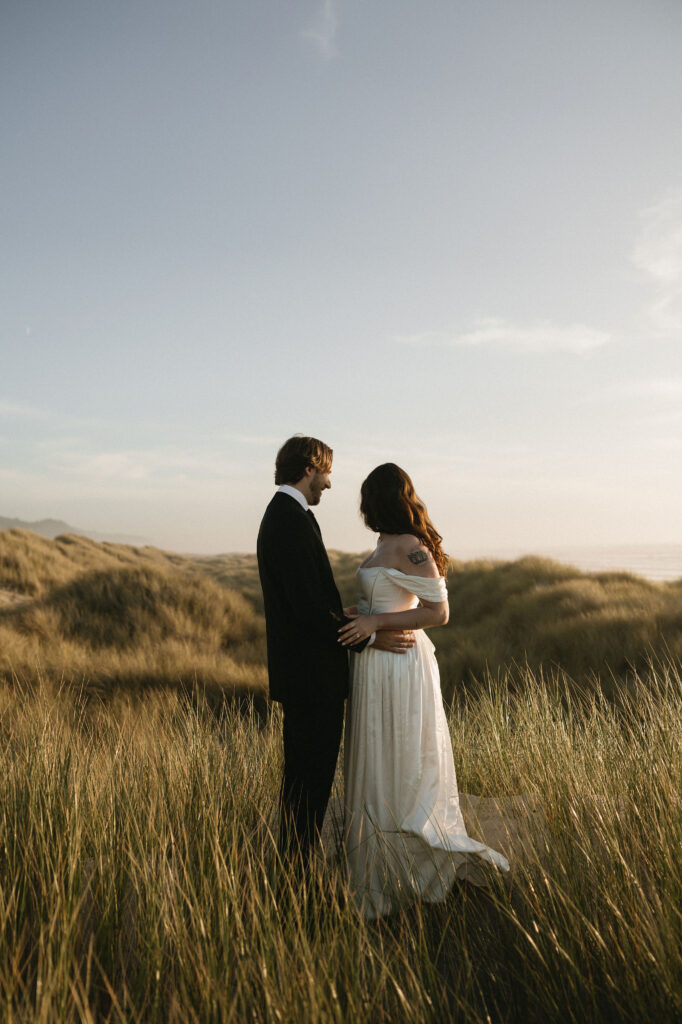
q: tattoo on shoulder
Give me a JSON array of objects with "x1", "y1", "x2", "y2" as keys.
[{"x1": 408, "y1": 548, "x2": 428, "y2": 565}]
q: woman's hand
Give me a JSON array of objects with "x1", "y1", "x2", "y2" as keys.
[{"x1": 338, "y1": 614, "x2": 379, "y2": 646}]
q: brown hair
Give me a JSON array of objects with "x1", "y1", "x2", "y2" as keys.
[
  {"x1": 360, "y1": 463, "x2": 449, "y2": 576},
  {"x1": 274, "y1": 435, "x2": 333, "y2": 485}
]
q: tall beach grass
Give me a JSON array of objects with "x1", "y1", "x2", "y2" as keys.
[
  {"x1": 1, "y1": 528, "x2": 681, "y2": 1020},
  {"x1": 0, "y1": 666, "x2": 680, "y2": 1023}
]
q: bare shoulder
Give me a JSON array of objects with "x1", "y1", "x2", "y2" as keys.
[
  {"x1": 358, "y1": 549, "x2": 376, "y2": 569},
  {"x1": 395, "y1": 535, "x2": 439, "y2": 578}
]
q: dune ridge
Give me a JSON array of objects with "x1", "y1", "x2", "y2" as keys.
[{"x1": 1, "y1": 529, "x2": 681, "y2": 701}]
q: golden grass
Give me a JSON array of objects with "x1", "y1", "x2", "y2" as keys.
[
  {"x1": 3, "y1": 530, "x2": 682, "y2": 705},
  {"x1": 0, "y1": 528, "x2": 189, "y2": 596},
  {"x1": 0, "y1": 667, "x2": 680, "y2": 1022},
  {"x1": 438, "y1": 555, "x2": 682, "y2": 700},
  {"x1": 1, "y1": 529, "x2": 681, "y2": 1019},
  {"x1": 0, "y1": 530, "x2": 267, "y2": 702},
  {"x1": 176, "y1": 547, "x2": 682, "y2": 701}
]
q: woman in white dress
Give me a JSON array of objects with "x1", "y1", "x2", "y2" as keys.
[{"x1": 338, "y1": 464, "x2": 509, "y2": 919}]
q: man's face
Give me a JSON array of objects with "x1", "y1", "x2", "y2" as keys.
[{"x1": 307, "y1": 467, "x2": 332, "y2": 506}]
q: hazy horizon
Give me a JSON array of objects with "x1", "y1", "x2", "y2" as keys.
[
  {"x1": 2, "y1": 0, "x2": 681, "y2": 554},
  {"x1": 4, "y1": 510, "x2": 682, "y2": 583}
]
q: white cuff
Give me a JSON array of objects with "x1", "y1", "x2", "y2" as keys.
[{"x1": 367, "y1": 632, "x2": 376, "y2": 647}]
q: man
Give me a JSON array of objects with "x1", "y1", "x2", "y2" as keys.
[{"x1": 257, "y1": 435, "x2": 415, "y2": 864}]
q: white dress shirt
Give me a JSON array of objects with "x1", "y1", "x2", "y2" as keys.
[{"x1": 277, "y1": 483, "x2": 309, "y2": 510}]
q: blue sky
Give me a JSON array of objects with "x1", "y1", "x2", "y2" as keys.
[{"x1": 1, "y1": 0, "x2": 681, "y2": 553}]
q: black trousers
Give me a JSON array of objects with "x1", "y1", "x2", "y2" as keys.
[{"x1": 279, "y1": 697, "x2": 345, "y2": 863}]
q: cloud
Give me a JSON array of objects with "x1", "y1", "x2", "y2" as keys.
[
  {"x1": 49, "y1": 445, "x2": 240, "y2": 484},
  {"x1": 633, "y1": 189, "x2": 682, "y2": 330},
  {"x1": 0, "y1": 439, "x2": 255, "y2": 512},
  {"x1": 610, "y1": 377, "x2": 682, "y2": 401},
  {"x1": 0, "y1": 399, "x2": 49, "y2": 420},
  {"x1": 301, "y1": 0, "x2": 337, "y2": 58},
  {"x1": 0, "y1": 399, "x2": 118, "y2": 430},
  {"x1": 397, "y1": 318, "x2": 611, "y2": 354}
]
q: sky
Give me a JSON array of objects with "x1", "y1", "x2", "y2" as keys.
[{"x1": 1, "y1": 0, "x2": 681, "y2": 555}]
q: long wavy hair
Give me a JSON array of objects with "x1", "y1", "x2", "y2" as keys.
[{"x1": 360, "y1": 463, "x2": 449, "y2": 576}]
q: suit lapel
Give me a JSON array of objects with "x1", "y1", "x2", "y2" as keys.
[{"x1": 306, "y1": 509, "x2": 322, "y2": 538}]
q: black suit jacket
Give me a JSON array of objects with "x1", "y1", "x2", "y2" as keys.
[{"x1": 257, "y1": 491, "x2": 350, "y2": 706}]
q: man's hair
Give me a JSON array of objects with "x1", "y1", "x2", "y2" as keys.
[{"x1": 274, "y1": 435, "x2": 333, "y2": 485}]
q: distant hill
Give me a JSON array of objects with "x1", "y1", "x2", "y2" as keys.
[
  {"x1": 0, "y1": 529, "x2": 267, "y2": 702},
  {"x1": 1, "y1": 531, "x2": 680, "y2": 702},
  {"x1": 0, "y1": 515, "x2": 148, "y2": 546}
]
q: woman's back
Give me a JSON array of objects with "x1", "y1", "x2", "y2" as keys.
[{"x1": 360, "y1": 533, "x2": 441, "y2": 578}]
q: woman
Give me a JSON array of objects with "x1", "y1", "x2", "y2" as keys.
[{"x1": 338, "y1": 463, "x2": 509, "y2": 919}]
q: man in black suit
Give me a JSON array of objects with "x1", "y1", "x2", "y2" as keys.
[{"x1": 257, "y1": 435, "x2": 414, "y2": 864}]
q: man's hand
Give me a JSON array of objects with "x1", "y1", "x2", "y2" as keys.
[{"x1": 371, "y1": 629, "x2": 417, "y2": 654}]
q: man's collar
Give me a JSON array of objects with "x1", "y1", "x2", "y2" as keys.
[{"x1": 277, "y1": 484, "x2": 309, "y2": 511}]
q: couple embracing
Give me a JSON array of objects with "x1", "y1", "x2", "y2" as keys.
[{"x1": 257, "y1": 435, "x2": 508, "y2": 919}]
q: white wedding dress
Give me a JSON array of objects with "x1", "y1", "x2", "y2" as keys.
[{"x1": 344, "y1": 567, "x2": 510, "y2": 919}]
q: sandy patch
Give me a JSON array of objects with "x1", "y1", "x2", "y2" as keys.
[
  {"x1": 460, "y1": 793, "x2": 546, "y2": 862},
  {"x1": 263, "y1": 793, "x2": 546, "y2": 869}
]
